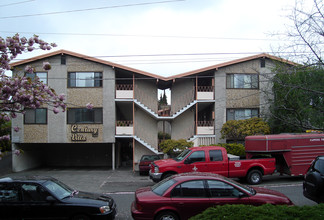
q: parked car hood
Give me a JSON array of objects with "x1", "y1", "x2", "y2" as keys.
[
  {"x1": 253, "y1": 187, "x2": 294, "y2": 205},
  {"x1": 64, "y1": 191, "x2": 113, "y2": 206}
]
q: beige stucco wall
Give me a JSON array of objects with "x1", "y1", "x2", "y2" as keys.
[
  {"x1": 24, "y1": 125, "x2": 48, "y2": 143},
  {"x1": 226, "y1": 89, "x2": 260, "y2": 108}
]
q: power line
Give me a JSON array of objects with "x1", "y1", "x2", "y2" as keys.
[
  {"x1": 0, "y1": 30, "x2": 282, "y2": 41},
  {"x1": 0, "y1": 0, "x2": 185, "y2": 19},
  {"x1": 0, "y1": 0, "x2": 34, "y2": 8}
]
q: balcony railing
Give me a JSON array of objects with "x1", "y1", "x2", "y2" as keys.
[
  {"x1": 116, "y1": 84, "x2": 133, "y2": 99},
  {"x1": 116, "y1": 120, "x2": 133, "y2": 135},
  {"x1": 197, "y1": 86, "x2": 214, "y2": 100},
  {"x1": 196, "y1": 121, "x2": 214, "y2": 135}
]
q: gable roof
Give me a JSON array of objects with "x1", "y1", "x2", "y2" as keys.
[
  {"x1": 166, "y1": 53, "x2": 297, "y2": 80},
  {"x1": 10, "y1": 49, "x2": 167, "y2": 80},
  {"x1": 10, "y1": 50, "x2": 296, "y2": 81}
]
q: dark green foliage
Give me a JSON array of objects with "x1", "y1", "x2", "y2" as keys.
[
  {"x1": 158, "y1": 131, "x2": 171, "y2": 140},
  {"x1": 159, "y1": 139, "x2": 193, "y2": 156},
  {"x1": 216, "y1": 143, "x2": 245, "y2": 156},
  {"x1": 221, "y1": 118, "x2": 270, "y2": 142},
  {"x1": 189, "y1": 204, "x2": 324, "y2": 220},
  {"x1": 269, "y1": 65, "x2": 324, "y2": 133}
]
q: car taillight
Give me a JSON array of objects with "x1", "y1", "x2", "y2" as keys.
[{"x1": 136, "y1": 202, "x2": 143, "y2": 211}]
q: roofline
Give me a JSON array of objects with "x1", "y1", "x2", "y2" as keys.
[
  {"x1": 10, "y1": 50, "x2": 297, "y2": 81},
  {"x1": 10, "y1": 49, "x2": 168, "y2": 80},
  {"x1": 165, "y1": 53, "x2": 298, "y2": 80}
]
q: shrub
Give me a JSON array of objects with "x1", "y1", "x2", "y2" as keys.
[
  {"x1": 217, "y1": 143, "x2": 245, "y2": 156},
  {"x1": 190, "y1": 204, "x2": 324, "y2": 220},
  {"x1": 159, "y1": 139, "x2": 193, "y2": 156},
  {"x1": 221, "y1": 118, "x2": 270, "y2": 142}
]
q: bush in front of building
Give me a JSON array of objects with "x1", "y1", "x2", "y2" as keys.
[
  {"x1": 189, "y1": 204, "x2": 324, "y2": 220},
  {"x1": 159, "y1": 139, "x2": 193, "y2": 157},
  {"x1": 217, "y1": 143, "x2": 245, "y2": 156},
  {"x1": 221, "y1": 117, "x2": 271, "y2": 142}
]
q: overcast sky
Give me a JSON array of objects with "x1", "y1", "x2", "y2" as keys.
[{"x1": 0, "y1": 0, "x2": 305, "y2": 76}]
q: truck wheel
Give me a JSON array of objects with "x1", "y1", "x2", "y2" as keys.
[{"x1": 246, "y1": 170, "x2": 262, "y2": 185}]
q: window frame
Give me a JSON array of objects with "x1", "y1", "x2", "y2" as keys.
[
  {"x1": 67, "y1": 72, "x2": 103, "y2": 88},
  {"x1": 226, "y1": 73, "x2": 259, "y2": 89},
  {"x1": 67, "y1": 108, "x2": 103, "y2": 124},
  {"x1": 226, "y1": 108, "x2": 259, "y2": 121},
  {"x1": 24, "y1": 108, "x2": 48, "y2": 124},
  {"x1": 25, "y1": 72, "x2": 48, "y2": 84}
]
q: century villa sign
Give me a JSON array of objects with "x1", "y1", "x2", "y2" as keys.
[{"x1": 71, "y1": 125, "x2": 99, "y2": 141}]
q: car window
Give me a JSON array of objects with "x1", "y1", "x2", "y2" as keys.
[
  {"x1": 21, "y1": 183, "x2": 49, "y2": 202},
  {"x1": 152, "y1": 178, "x2": 177, "y2": 196},
  {"x1": 43, "y1": 180, "x2": 71, "y2": 200},
  {"x1": 209, "y1": 150, "x2": 223, "y2": 161},
  {"x1": 207, "y1": 180, "x2": 240, "y2": 197},
  {"x1": 187, "y1": 151, "x2": 205, "y2": 163},
  {"x1": 0, "y1": 183, "x2": 19, "y2": 202},
  {"x1": 314, "y1": 158, "x2": 324, "y2": 174},
  {"x1": 171, "y1": 180, "x2": 207, "y2": 198}
]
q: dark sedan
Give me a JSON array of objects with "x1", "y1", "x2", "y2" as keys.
[
  {"x1": 131, "y1": 172, "x2": 293, "y2": 220},
  {"x1": 0, "y1": 176, "x2": 117, "y2": 220},
  {"x1": 139, "y1": 155, "x2": 161, "y2": 175}
]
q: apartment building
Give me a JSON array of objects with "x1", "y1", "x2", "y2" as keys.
[{"x1": 10, "y1": 50, "x2": 292, "y2": 172}]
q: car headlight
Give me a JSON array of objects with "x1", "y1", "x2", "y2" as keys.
[
  {"x1": 154, "y1": 166, "x2": 159, "y2": 173},
  {"x1": 99, "y1": 205, "x2": 111, "y2": 214}
]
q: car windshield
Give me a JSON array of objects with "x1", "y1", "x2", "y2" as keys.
[
  {"x1": 152, "y1": 178, "x2": 177, "y2": 196},
  {"x1": 174, "y1": 149, "x2": 191, "y2": 161},
  {"x1": 141, "y1": 155, "x2": 160, "y2": 161},
  {"x1": 43, "y1": 180, "x2": 74, "y2": 200}
]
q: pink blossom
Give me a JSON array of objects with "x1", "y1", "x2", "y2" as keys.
[
  {"x1": 86, "y1": 103, "x2": 94, "y2": 109},
  {"x1": 0, "y1": 135, "x2": 10, "y2": 141},
  {"x1": 14, "y1": 127, "x2": 20, "y2": 132},
  {"x1": 43, "y1": 62, "x2": 51, "y2": 70},
  {"x1": 53, "y1": 107, "x2": 60, "y2": 114},
  {"x1": 14, "y1": 150, "x2": 21, "y2": 156},
  {"x1": 58, "y1": 93, "x2": 65, "y2": 101},
  {"x1": 24, "y1": 65, "x2": 34, "y2": 74}
]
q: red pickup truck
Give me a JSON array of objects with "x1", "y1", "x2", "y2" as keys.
[{"x1": 149, "y1": 146, "x2": 276, "y2": 184}]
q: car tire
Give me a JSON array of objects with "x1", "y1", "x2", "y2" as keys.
[
  {"x1": 246, "y1": 169, "x2": 262, "y2": 185},
  {"x1": 305, "y1": 172, "x2": 323, "y2": 195},
  {"x1": 155, "y1": 211, "x2": 179, "y2": 220},
  {"x1": 71, "y1": 214, "x2": 90, "y2": 220}
]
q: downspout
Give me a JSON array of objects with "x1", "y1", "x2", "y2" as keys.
[{"x1": 133, "y1": 73, "x2": 135, "y2": 172}]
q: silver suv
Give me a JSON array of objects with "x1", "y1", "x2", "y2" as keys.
[{"x1": 303, "y1": 156, "x2": 324, "y2": 203}]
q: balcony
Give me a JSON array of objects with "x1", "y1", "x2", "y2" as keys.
[
  {"x1": 116, "y1": 84, "x2": 133, "y2": 99},
  {"x1": 197, "y1": 121, "x2": 214, "y2": 135},
  {"x1": 116, "y1": 120, "x2": 133, "y2": 135},
  {"x1": 197, "y1": 86, "x2": 214, "y2": 100}
]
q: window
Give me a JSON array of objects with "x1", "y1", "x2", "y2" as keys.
[
  {"x1": 68, "y1": 72, "x2": 102, "y2": 87},
  {"x1": 67, "y1": 108, "x2": 103, "y2": 124},
  {"x1": 26, "y1": 72, "x2": 47, "y2": 84},
  {"x1": 171, "y1": 180, "x2": 206, "y2": 198},
  {"x1": 187, "y1": 151, "x2": 205, "y2": 163},
  {"x1": 226, "y1": 74, "x2": 258, "y2": 89},
  {"x1": 0, "y1": 183, "x2": 19, "y2": 202},
  {"x1": 227, "y1": 109, "x2": 259, "y2": 121},
  {"x1": 209, "y1": 150, "x2": 223, "y2": 161},
  {"x1": 21, "y1": 183, "x2": 50, "y2": 202},
  {"x1": 24, "y1": 109, "x2": 47, "y2": 124},
  {"x1": 207, "y1": 180, "x2": 240, "y2": 197}
]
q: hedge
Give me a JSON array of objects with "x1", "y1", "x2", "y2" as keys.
[{"x1": 189, "y1": 204, "x2": 324, "y2": 220}]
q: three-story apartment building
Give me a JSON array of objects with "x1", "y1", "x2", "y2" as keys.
[{"x1": 10, "y1": 50, "x2": 293, "y2": 172}]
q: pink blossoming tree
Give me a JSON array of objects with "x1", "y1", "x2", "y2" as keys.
[{"x1": 0, "y1": 34, "x2": 66, "y2": 157}]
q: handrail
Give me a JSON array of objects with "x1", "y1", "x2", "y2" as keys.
[
  {"x1": 197, "y1": 86, "x2": 214, "y2": 92},
  {"x1": 116, "y1": 120, "x2": 133, "y2": 127},
  {"x1": 116, "y1": 84, "x2": 133, "y2": 90}
]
